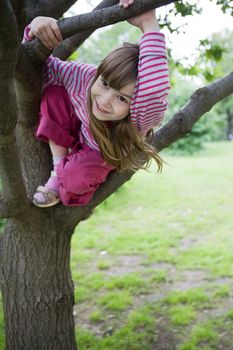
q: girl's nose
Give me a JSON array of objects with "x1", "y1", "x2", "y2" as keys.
[{"x1": 101, "y1": 91, "x2": 113, "y2": 106}]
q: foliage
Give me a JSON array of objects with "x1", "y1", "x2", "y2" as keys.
[
  {"x1": 212, "y1": 0, "x2": 233, "y2": 15},
  {"x1": 174, "y1": 2, "x2": 202, "y2": 16},
  {"x1": 158, "y1": 1, "x2": 202, "y2": 33}
]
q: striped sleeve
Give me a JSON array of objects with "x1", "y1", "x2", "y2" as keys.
[
  {"x1": 22, "y1": 25, "x2": 96, "y2": 92},
  {"x1": 42, "y1": 56, "x2": 96, "y2": 93},
  {"x1": 130, "y1": 32, "x2": 170, "y2": 135},
  {"x1": 22, "y1": 25, "x2": 32, "y2": 43}
]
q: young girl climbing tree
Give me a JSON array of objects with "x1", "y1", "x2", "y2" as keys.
[{"x1": 23, "y1": 0, "x2": 170, "y2": 207}]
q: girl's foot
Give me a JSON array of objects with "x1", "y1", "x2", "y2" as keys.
[{"x1": 33, "y1": 171, "x2": 60, "y2": 208}]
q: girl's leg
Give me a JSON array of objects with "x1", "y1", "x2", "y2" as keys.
[
  {"x1": 56, "y1": 144, "x2": 115, "y2": 207},
  {"x1": 49, "y1": 140, "x2": 68, "y2": 158},
  {"x1": 33, "y1": 85, "x2": 81, "y2": 208}
]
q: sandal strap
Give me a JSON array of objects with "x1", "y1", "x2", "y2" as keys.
[
  {"x1": 36, "y1": 186, "x2": 58, "y2": 200},
  {"x1": 37, "y1": 186, "x2": 50, "y2": 193}
]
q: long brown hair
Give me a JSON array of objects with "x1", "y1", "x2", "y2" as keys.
[{"x1": 87, "y1": 43, "x2": 163, "y2": 172}]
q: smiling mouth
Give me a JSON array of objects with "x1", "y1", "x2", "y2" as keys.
[{"x1": 96, "y1": 100, "x2": 108, "y2": 113}]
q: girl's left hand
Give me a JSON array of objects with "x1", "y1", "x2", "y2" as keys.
[
  {"x1": 119, "y1": 0, "x2": 134, "y2": 8},
  {"x1": 127, "y1": 10, "x2": 159, "y2": 33}
]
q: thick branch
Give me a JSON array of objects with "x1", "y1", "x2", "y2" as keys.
[
  {"x1": 0, "y1": 0, "x2": 28, "y2": 211},
  {"x1": 54, "y1": 72, "x2": 233, "y2": 232},
  {"x1": 22, "y1": 0, "x2": 177, "y2": 65}
]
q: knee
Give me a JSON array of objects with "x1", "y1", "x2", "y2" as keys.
[{"x1": 58, "y1": 160, "x2": 98, "y2": 195}]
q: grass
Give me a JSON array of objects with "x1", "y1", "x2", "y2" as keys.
[
  {"x1": 1, "y1": 141, "x2": 233, "y2": 349},
  {"x1": 164, "y1": 288, "x2": 210, "y2": 306}
]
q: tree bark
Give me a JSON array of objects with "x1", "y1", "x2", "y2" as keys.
[
  {"x1": 1, "y1": 215, "x2": 77, "y2": 350},
  {"x1": 0, "y1": 1, "x2": 28, "y2": 213}
]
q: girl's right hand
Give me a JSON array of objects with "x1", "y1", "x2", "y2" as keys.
[{"x1": 28, "y1": 16, "x2": 63, "y2": 50}]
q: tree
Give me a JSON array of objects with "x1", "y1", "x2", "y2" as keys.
[{"x1": 0, "y1": 0, "x2": 233, "y2": 349}]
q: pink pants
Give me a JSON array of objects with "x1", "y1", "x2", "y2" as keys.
[{"x1": 36, "y1": 85, "x2": 114, "y2": 206}]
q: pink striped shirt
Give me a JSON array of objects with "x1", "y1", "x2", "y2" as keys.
[{"x1": 23, "y1": 26, "x2": 170, "y2": 151}]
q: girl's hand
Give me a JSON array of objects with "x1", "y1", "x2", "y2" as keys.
[
  {"x1": 28, "y1": 16, "x2": 63, "y2": 50},
  {"x1": 119, "y1": 0, "x2": 134, "y2": 8},
  {"x1": 128, "y1": 10, "x2": 160, "y2": 34}
]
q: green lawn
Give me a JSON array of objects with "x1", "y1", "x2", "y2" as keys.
[{"x1": 1, "y1": 141, "x2": 233, "y2": 349}]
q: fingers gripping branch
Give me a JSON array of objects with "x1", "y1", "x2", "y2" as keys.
[{"x1": 0, "y1": 0, "x2": 28, "y2": 216}]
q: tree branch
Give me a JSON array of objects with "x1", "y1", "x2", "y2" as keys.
[
  {"x1": 22, "y1": 0, "x2": 177, "y2": 66},
  {"x1": 53, "y1": 0, "x2": 119, "y2": 60},
  {"x1": 155, "y1": 72, "x2": 233, "y2": 151},
  {"x1": 59, "y1": 0, "x2": 176, "y2": 38},
  {"x1": 54, "y1": 72, "x2": 233, "y2": 232},
  {"x1": 0, "y1": 0, "x2": 29, "y2": 210}
]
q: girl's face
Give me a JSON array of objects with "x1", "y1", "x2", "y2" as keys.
[{"x1": 90, "y1": 75, "x2": 135, "y2": 121}]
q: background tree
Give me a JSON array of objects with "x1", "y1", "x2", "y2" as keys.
[{"x1": 0, "y1": 0, "x2": 233, "y2": 349}]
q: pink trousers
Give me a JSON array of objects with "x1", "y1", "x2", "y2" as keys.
[{"x1": 36, "y1": 85, "x2": 114, "y2": 206}]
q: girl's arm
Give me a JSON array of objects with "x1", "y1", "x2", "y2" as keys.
[
  {"x1": 23, "y1": 17, "x2": 96, "y2": 90},
  {"x1": 129, "y1": 11, "x2": 170, "y2": 135}
]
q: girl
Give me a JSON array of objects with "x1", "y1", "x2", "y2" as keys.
[{"x1": 23, "y1": 2, "x2": 170, "y2": 207}]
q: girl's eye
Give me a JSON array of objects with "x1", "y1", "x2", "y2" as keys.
[
  {"x1": 101, "y1": 78, "x2": 109, "y2": 88},
  {"x1": 118, "y1": 96, "x2": 127, "y2": 103}
]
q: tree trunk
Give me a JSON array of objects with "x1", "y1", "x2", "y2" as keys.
[{"x1": 1, "y1": 214, "x2": 77, "y2": 350}]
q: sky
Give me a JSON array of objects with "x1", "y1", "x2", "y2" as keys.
[{"x1": 65, "y1": 0, "x2": 233, "y2": 60}]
